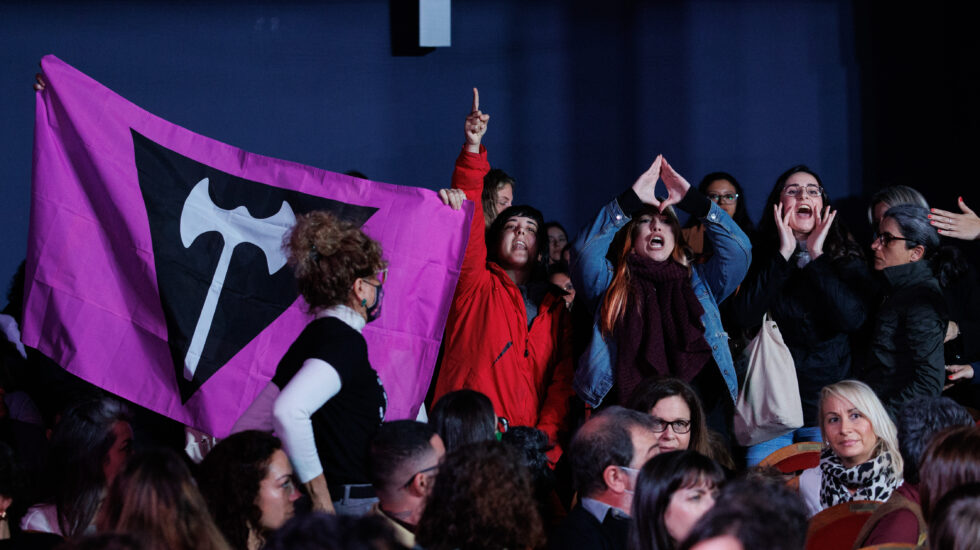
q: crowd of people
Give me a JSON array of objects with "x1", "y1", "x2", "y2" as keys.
[{"x1": 2, "y1": 86, "x2": 980, "y2": 550}]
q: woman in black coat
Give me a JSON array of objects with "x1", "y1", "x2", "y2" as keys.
[{"x1": 731, "y1": 166, "x2": 870, "y2": 465}]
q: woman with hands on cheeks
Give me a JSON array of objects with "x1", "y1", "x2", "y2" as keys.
[
  {"x1": 730, "y1": 166, "x2": 869, "y2": 466},
  {"x1": 570, "y1": 155, "x2": 751, "y2": 425},
  {"x1": 434, "y1": 89, "x2": 574, "y2": 462}
]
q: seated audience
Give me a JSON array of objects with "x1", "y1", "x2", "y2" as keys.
[
  {"x1": 918, "y1": 425, "x2": 980, "y2": 523},
  {"x1": 677, "y1": 475, "x2": 808, "y2": 550},
  {"x1": 434, "y1": 89, "x2": 573, "y2": 460},
  {"x1": 797, "y1": 380, "x2": 902, "y2": 517},
  {"x1": 97, "y1": 448, "x2": 230, "y2": 550},
  {"x1": 926, "y1": 482, "x2": 980, "y2": 550},
  {"x1": 416, "y1": 440, "x2": 544, "y2": 550},
  {"x1": 21, "y1": 396, "x2": 132, "y2": 539},
  {"x1": 861, "y1": 204, "x2": 947, "y2": 416},
  {"x1": 629, "y1": 450, "x2": 726, "y2": 550},
  {"x1": 428, "y1": 389, "x2": 496, "y2": 453},
  {"x1": 196, "y1": 430, "x2": 299, "y2": 550},
  {"x1": 366, "y1": 420, "x2": 445, "y2": 548},
  {"x1": 627, "y1": 378, "x2": 712, "y2": 457},
  {"x1": 852, "y1": 396, "x2": 974, "y2": 548},
  {"x1": 549, "y1": 406, "x2": 659, "y2": 550},
  {"x1": 263, "y1": 512, "x2": 407, "y2": 550}
]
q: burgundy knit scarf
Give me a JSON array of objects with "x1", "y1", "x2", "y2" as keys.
[{"x1": 614, "y1": 254, "x2": 712, "y2": 402}]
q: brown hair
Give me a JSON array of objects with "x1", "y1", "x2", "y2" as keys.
[
  {"x1": 416, "y1": 441, "x2": 545, "y2": 550},
  {"x1": 918, "y1": 425, "x2": 980, "y2": 520},
  {"x1": 286, "y1": 211, "x2": 385, "y2": 312},
  {"x1": 600, "y1": 205, "x2": 690, "y2": 335},
  {"x1": 98, "y1": 449, "x2": 231, "y2": 550},
  {"x1": 481, "y1": 169, "x2": 515, "y2": 229},
  {"x1": 626, "y1": 377, "x2": 711, "y2": 458}
]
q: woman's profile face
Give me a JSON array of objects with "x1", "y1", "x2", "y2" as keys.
[
  {"x1": 495, "y1": 183, "x2": 514, "y2": 216},
  {"x1": 871, "y1": 216, "x2": 918, "y2": 270},
  {"x1": 664, "y1": 480, "x2": 717, "y2": 543},
  {"x1": 103, "y1": 421, "x2": 134, "y2": 485},
  {"x1": 256, "y1": 449, "x2": 300, "y2": 531},
  {"x1": 778, "y1": 172, "x2": 824, "y2": 238},
  {"x1": 632, "y1": 213, "x2": 676, "y2": 263},
  {"x1": 821, "y1": 394, "x2": 877, "y2": 468}
]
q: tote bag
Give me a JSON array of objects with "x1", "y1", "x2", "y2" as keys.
[{"x1": 733, "y1": 312, "x2": 804, "y2": 446}]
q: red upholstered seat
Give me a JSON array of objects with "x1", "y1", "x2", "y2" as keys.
[
  {"x1": 759, "y1": 442, "x2": 824, "y2": 474},
  {"x1": 805, "y1": 500, "x2": 880, "y2": 550}
]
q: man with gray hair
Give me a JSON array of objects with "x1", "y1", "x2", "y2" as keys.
[{"x1": 549, "y1": 406, "x2": 659, "y2": 550}]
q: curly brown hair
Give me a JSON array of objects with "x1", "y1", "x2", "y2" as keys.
[
  {"x1": 416, "y1": 440, "x2": 545, "y2": 550},
  {"x1": 286, "y1": 211, "x2": 385, "y2": 312}
]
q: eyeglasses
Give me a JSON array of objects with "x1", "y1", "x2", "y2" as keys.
[
  {"x1": 782, "y1": 185, "x2": 823, "y2": 198},
  {"x1": 650, "y1": 418, "x2": 691, "y2": 434},
  {"x1": 707, "y1": 193, "x2": 739, "y2": 204},
  {"x1": 402, "y1": 464, "x2": 439, "y2": 488},
  {"x1": 872, "y1": 232, "x2": 913, "y2": 247},
  {"x1": 360, "y1": 268, "x2": 388, "y2": 286}
]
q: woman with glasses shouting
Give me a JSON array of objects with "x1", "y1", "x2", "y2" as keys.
[
  {"x1": 860, "y1": 204, "x2": 946, "y2": 417},
  {"x1": 682, "y1": 172, "x2": 755, "y2": 264},
  {"x1": 730, "y1": 165, "x2": 870, "y2": 466}
]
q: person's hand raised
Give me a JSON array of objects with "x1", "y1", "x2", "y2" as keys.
[
  {"x1": 806, "y1": 206, "x2": 837, "y2": 260},
  {"x1": 464, "y1": 87, "x2": 490, "y2": 153},
  {"x1": 631, "y1": 155, "x2": 663, "y2": 207},
  {"x1": 931, "y1": 198, "x2": 980, "y2": 241},
  {"x1": 658, "y1": 157, "x2": 692, "y2": 212},
  {"x1": 774, "y1": 204, "x2": 796, "y2": 261}
]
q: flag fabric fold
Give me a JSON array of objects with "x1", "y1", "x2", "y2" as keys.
[{"x1": 23, "y1": 55, "x2": 471, "y2": 437}]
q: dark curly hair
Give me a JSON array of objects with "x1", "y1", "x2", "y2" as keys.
[
  {"x1": 196, "y1": 430, "x2": 283, "y2": 550},
  {"x1": 897, "y1": 397, "x2": 974, "y2": 485},
  {"x1": 416, "y1": 440, "x2": 545, "y2": 550},
  {"x1": 286, "y1": 211, "x2": 385, "y2": 312},
  {"x1": 756, "y1": 165, "x2": 863, "y2": 262}
]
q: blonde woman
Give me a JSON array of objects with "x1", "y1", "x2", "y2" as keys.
[{"x1": 798, "y1": 380, "x2": 903, "y2": 516}]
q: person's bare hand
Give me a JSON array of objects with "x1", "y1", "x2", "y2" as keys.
[
  {"x1": 944, "y1": 363, "x2": 974, "y2": 390},
  {"x1": 945, "y1": 320, "x2": 960, "y2": 343},
  {"x1": 631, "y1": 155, "x2": 663, "y2": 208},
  {"x1": 774, "y1": 204, "x2": 796, "y2": 261},
  {"x1": 33, "y1": 73, "x2": 46, "y2": 91},
  {"x1": 464, "y1": 87, "x2": 490, "y2": 153},
  {"x1": 931, "y1": 198, "x2": 980, "y2": 241},
  {"x1": 658, "y1": 157, "x2": 692, "y2": 212},
  {"x1": 438, "y1": 188, "x2": 467, "y2": 210},
  {"x1": 806, "y1": 206, "x2": 836, "y2": 260}
]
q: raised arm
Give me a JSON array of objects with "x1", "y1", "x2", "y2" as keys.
[
  {"x1": 930, "y1": 198, "x2": 980, "y2": 241},
  {"x1": 438, "y1": 88, "x2": 492, "y2": 295},
  {"x1": 570, "y1": 156, "x2": 662, "y2": 312}
]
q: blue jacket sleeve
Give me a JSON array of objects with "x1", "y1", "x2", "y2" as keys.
[{"x1": 685, "y1": 198, "x2": 752, "y2": 304}]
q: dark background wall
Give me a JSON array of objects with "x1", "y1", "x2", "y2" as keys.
[{"x1": 1, "y1": 1, "x2": 975, "y2": 309}]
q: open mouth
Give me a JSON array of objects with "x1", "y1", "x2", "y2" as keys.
[
  {"x1": 514, "y1": 240, "x2": 527, "y2": 250},
  {"x1": 796, "y1": 204, "x2": 813, "y2": 218},
  {"x1": 649, "y1": 236, "x2": 665, "y2": 249}
]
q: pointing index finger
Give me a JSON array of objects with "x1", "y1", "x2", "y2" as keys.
[{"x1": 471, "y1": 87, "x2": 480, "y2": 113}]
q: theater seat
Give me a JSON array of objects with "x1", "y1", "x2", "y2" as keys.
[
  {"x1": 805, "y1": 500, "x2": 880, "y2": 550},
  {"x1": 759, "y1": 442, "x2": 824, "y2": 474},
  {"x1": 855, "y1": 544, "x2": 917, "y2": 550}
]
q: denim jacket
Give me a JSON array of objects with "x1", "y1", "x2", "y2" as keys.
[{"x1": 570, "y1": 189, "x2": 751, "y2": 407}]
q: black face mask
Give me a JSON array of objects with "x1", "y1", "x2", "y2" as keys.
[{"x1": 363, "y1": 282, "x2": 383, "y2": 323}]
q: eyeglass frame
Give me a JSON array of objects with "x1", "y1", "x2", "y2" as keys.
[
  {"x1": 872, "y1": 231, "x2": 914, "y2": 247},
  {"x1": 650, "y1": 417, "x2": 692, "y2": 434},
  {"x1": 706, "y1": 192, "x2": 739, "y2": 204},
  {"x1": 402, "y1": 464, "x2": 439, "y2": 489},
  {"x1": 781, "y1": 184, "x2": 823, "y2": 198}
]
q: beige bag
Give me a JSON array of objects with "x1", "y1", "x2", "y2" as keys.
[{"x1": 733, "y1": 312, "x2": 804, "y2": 446}]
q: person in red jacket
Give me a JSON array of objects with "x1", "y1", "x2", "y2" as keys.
[{"x1": 435, "y1": 89, "x2": 573, "y2": 460}]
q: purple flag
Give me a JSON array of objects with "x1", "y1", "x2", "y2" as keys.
[{"x1": 23, "y1": 55, "x2": 472, "y2": 437}]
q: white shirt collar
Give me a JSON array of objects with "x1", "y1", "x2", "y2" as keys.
[{"x1": 316, "y1": 304, "x2": 366, "y2": 333}]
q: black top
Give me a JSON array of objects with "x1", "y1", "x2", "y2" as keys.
[
  {"x1": 272, "y1": 316, "x2": 386, "y2": 488},
  {"x1": 548, "y1": 503, "x2": 630, "y2": 550}
]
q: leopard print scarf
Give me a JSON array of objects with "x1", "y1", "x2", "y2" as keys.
[{"x1": 818, "y1": 446, "x2": 900, "y2": 509}]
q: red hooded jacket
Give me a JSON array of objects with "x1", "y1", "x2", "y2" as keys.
[{"x1": 433, "y1": 146, "x2": 573, "y2": 457}]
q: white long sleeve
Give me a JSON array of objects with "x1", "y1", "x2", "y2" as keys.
[{"x1": 273, "y1": 358, "x2": 342, "y2": 483}]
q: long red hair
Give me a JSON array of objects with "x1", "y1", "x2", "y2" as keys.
[{"x1": 599, "y1": 205, "x2": 690, "y2": 336}]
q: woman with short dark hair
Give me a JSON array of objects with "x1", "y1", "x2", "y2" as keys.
[{"x1": 428, "y1": 389, "x2": 496, "y2": 453}]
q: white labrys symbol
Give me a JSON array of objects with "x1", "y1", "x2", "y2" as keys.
[{"x1": 178, "y1": 178, "x2": 296, "y2": 380}]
